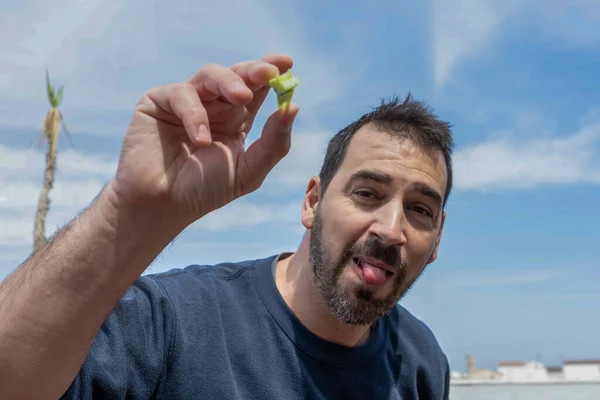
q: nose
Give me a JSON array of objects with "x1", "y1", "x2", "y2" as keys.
[{"x1": 368, "y1": 201, "x2": 407, "y2": 247}]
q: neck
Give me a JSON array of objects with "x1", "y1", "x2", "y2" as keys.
[{"x1": 275, "y1": 237, "x2": 372, "y2": 347}]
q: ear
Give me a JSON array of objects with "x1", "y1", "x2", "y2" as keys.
[
  {"x1": 427, "y1": 210, "x2": 446, "y2": 264},
  {"x1": 301, "y1": 176, "x2": 321, "y2": 230}
]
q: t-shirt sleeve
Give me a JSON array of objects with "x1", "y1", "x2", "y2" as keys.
[
  {"x1": 443, "y1": 358, "x2": 450, "y2": 400},
  {"x1": 60, "y1": 275, "x2": 176, "y2": 399}
]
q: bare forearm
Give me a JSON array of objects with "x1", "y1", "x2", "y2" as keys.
[{"x1": 0, "y1": 182, "x2": 182, "y2": 399}]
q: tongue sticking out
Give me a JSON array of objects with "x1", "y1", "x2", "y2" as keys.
[{"x1": 361, "y1": 262, "x2": 387, "y2": 286}]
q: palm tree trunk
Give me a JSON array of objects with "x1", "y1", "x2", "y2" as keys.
[{"x1": 33, "y1": 109, "x2": 59, "y2": 252}]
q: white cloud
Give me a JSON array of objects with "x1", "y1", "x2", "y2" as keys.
[
  {"x1": 0, "y1": 144, "x2": 116, "y2": 183},
  {"x1": 0, "y1": 144, "x2": 115, "y2": 245},
  {"x1": 0, "y1": 0, "x2": 123, "y2": 96},
  {"x1": 454, "y1": 119, "x2": 600, "y2": 190},
  {"x1": 431, "y1": 0, "x2": 600, "y2": 92},
  {"x1": 266, "y1": 130, "x2": 330, "y2": 188},
  {"x1": 0, "y1": 215, "x2": 35, "y2": 246},
  {"x1": 0, "y1": 179, "x2": 106, "y2": 244},
  {"x1": 195, "y1": 200, "x2": 300, "y2": 231},
  {"x1": 0, "y1": 0, "x2": 364, "y2": 131},
  {"x1": 431, "y1": 0, "x2": 518, "y2": 92},
  {"x1": 0, "y1": 180, "x2": 105, "y2": 211}
]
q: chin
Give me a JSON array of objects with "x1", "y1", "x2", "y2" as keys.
[{"x1": 327, "y1": 275, "x2": 403, "y2": 326}]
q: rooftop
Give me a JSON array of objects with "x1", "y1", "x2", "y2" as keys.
[
  {"x1": 564, "y1": 360, "x2": 600, "y2": 365},
  {"x1": 498, "y1": 361, "x2": 526, "y2": 367}
]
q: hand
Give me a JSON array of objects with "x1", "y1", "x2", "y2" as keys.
[{"x1": 108, "y1": 54, "x2": 299, "y2": 227}]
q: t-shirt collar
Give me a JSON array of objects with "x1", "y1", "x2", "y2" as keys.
[{"x1": 254, "y1": 253, "x2": 389, "y2": 368}]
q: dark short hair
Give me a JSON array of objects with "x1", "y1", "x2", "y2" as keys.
[{"x1": 318, "y1": 94, "x2": 455, "y2": 207}]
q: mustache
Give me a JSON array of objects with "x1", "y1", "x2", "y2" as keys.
[{"x1": 347, "y1": 237, "x2": 403, "y2": 269}]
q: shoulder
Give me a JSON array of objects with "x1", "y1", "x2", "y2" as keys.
[
  {"x1": 140, "y1": 255, "x2": 275, "y2": 304},
  {"x1": 147, "y1": 257, "x2": 261, "y2": 283},
  {"x1": 388, "y1": 303, "x2": 449, "y2": 371},
  {"x1": 387, "y1": 304, "x2": 450, "y2": 398}
]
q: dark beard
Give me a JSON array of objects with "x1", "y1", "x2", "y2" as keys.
[{"x1": 309, "y1": 208, "x2": 414, "y2": 326}]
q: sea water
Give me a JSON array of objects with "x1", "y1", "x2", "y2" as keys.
[{"x1": 450, "y1": 384, "x2": 600, "y2": 400}]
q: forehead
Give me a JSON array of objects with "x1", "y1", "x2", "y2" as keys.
[{"x1": 335, "y1": 124, "x2": 448, "y2": 194}]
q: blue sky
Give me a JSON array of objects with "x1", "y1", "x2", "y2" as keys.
[{"x1": 1, "y1": 0, "x2": 599, "y2": 372}]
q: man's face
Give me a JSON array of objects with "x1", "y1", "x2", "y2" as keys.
[{"x1": 305, "y1": 125, "x2": 447, "y2": 326}]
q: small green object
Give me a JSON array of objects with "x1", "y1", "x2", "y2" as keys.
[{"x1": 268, "y1": 70, "x2": 299, "y2": 110}]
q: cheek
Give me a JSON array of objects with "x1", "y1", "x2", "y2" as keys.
[
  {"x1": 328, "y1": 211, "x2": 369, "y2": 247},
  {"x1": 320, "y1": 206, "x2": 367, "y2": 253},
  {"x1": 403, "y1": 231, "x2": 438, "y2": 268}
]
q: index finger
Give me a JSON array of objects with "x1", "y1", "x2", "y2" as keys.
[
  {"x1": 231, "y1": 53, "x2": 294, "y2": 92},
  {"x1": 261, "y1": 53, "x2": 293, "y2": 73},
  {"x1": 187, "y1": 63, "x2": 253, "y2": 105}
]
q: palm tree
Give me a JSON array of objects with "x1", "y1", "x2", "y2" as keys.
[{"x1": 33, "y1": 69, "x2": 69, "y2": 252}]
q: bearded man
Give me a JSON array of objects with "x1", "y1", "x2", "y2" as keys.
[{"x1": 0, "y1": 53, "x2": 454, "y2": 400}]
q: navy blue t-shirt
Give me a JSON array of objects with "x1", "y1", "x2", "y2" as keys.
[{"x1": 61, "y1": 253, "x2": 450, "y2": 399}]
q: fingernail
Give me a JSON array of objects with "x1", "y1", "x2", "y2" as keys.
[
  {"x1": 283, "y1": 103, "x2": 298, "y2": 117},
  {"x1": 281, "y1": 104, "x2": 299, "y2": 128},
  {"x1": 231, "y1": 81, "x2": 245, "y2": 92},
  {"x1": 197, "y1": 124, "x2": 209, "y2": 143}
]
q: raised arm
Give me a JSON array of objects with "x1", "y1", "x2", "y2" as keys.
[
  {"x1": 0, "y1": 184, "x2": 180, "y2": 399},
  {"x1": 0, "y1": 54, "x2": 299, "y2": 399}
]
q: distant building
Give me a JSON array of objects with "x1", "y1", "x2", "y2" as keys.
[
  {"x1": 563, "y1": 360, "x2": 600, "y2": 381},
  {"x1": 467, "y1": 354, "x2": 475, "y2": 375},
  {"x1": 463, "y1": 354, "x2": 501, "y2": 380},
  {"x1": 450, "y1": 355, "x2": 600, "y2": 385},
  {"x1": 497, "y1": 360, "x2": 548, "y2": 382}
]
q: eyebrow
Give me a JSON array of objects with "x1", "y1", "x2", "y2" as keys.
[
  {"x1": 411, "y1": 182, "x2": 443, "y2": 206},
  {"x1": 347, "y1": 170, "x2": 392, "y2": 185},
  {"x1": 347, "y1": 169, "x2": 443, "y2": 205}
]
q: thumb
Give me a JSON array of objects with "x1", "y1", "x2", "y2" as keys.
[{"x1": 238, "y1": 104, "x2": 300, "y2": 194}]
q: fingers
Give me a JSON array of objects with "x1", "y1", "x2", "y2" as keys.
[
  {"x1": 231, "y1": 61, "x2": 279, "y2": 92},
  {"x1": 231, "y1": 53, "x2": 292, "y2": 92},
  {"x1": 231, "y1": 54, "x2": 294, "y2": 116},
  {"x1": 187, "y1": 53, "x2": 294, "y2": 109},
  {"x1": 261, "y1": 53, "x2": 294, "y2": 74},
  {"x1": 144, "y1": 83, "x2": 212, "y2": 147},
  {"x1": 187, "y1": 64, "x2": 253, "y2": 105},
  {"x1": 169, "y1": 84, "x2": 213, "y2": 146},
  {"x1": 231, "y1": 53, "x2": 293, "y2": 92},
  {"x1": 141, "y1": 54, "x2": 295, "y2": 149},
  {"x1": 239, "y1": 104, "x2": 300, "y2": 194}
]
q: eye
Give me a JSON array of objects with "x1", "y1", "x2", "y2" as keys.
[
  {"x1": 410, "y1": 204, "x2": 433, "y2": 217},
  {"x1": 353, "y1": 189, "x2": 379, "y2": 200}
]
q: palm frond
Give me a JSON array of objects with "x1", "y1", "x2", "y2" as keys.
[
  {"x1": 59, "y1": 111, "x2": 73, "y2": 149},
  {"x1": 45, "y1": 68, "x2": 56, "y2": 106},
  {"x1": 55, "y1": 86, "x2": 64, "y2": 107}
]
